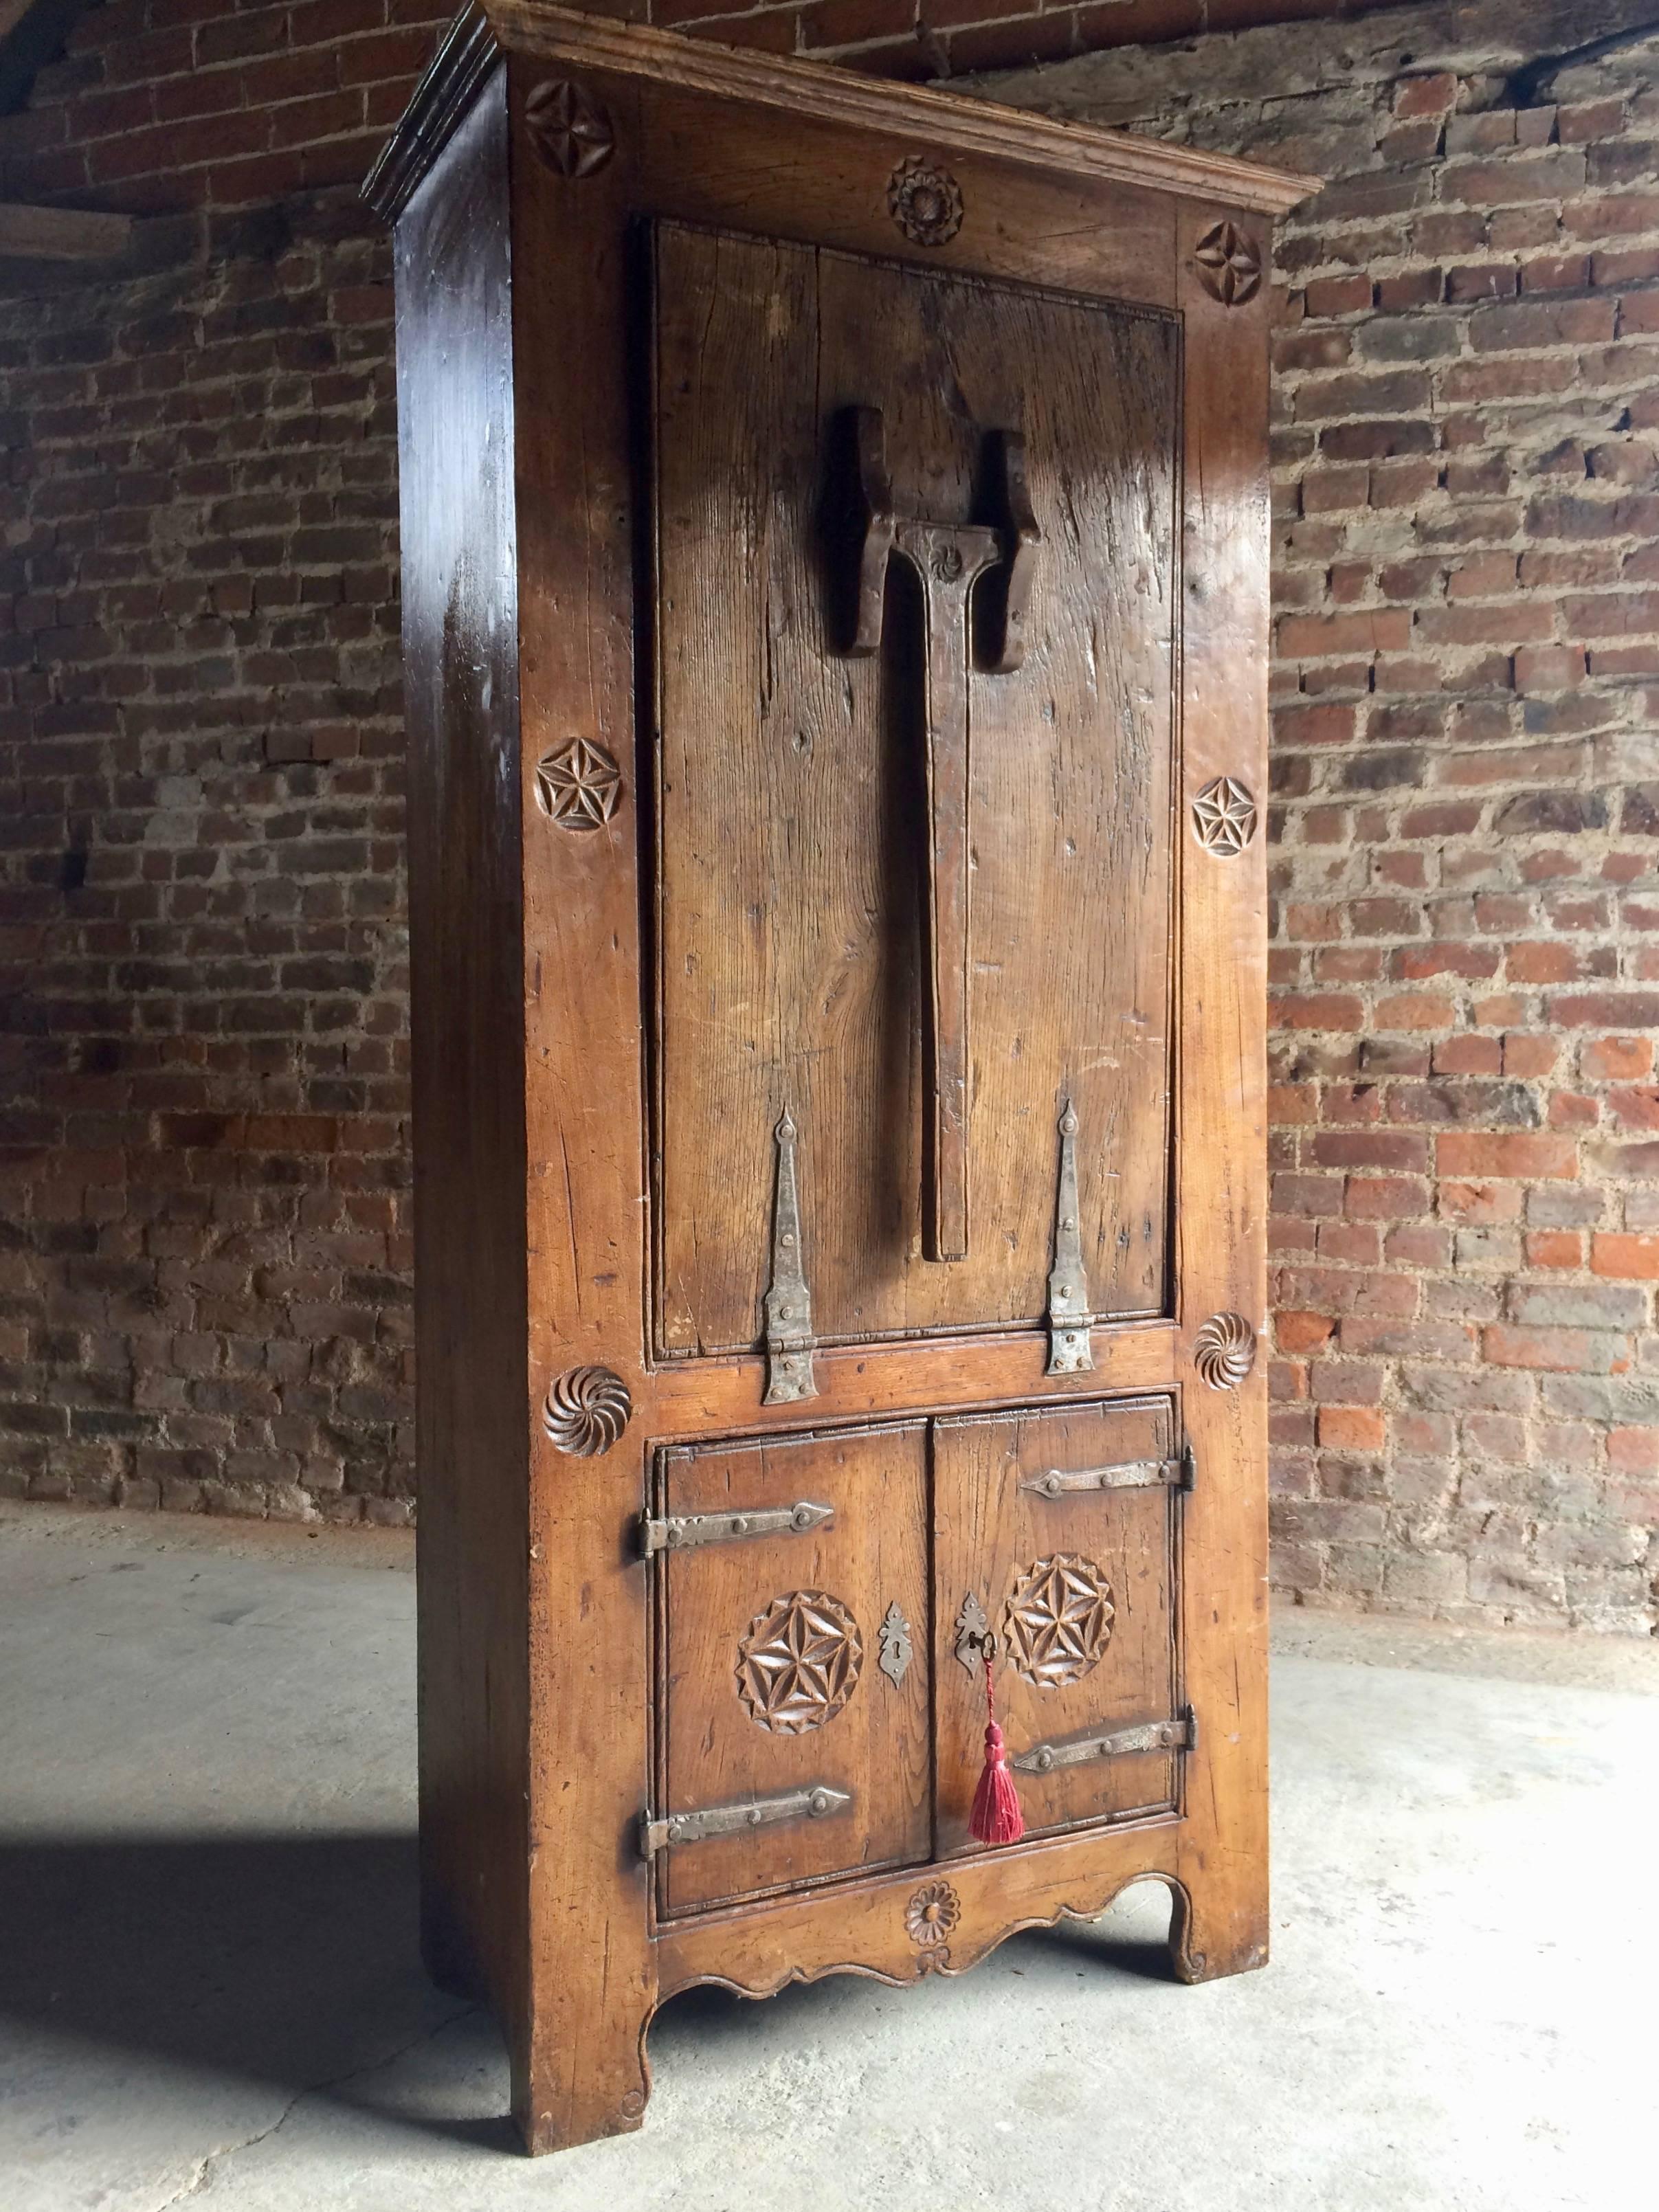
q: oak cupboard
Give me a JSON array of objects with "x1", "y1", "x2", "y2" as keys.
[{"x1": 366, "y1": 1, "x2": 1312, "y2": 2155}]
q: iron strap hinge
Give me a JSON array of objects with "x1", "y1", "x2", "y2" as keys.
[
  {"x1": 638, "y1": 1499, "x2": 834, "y2": 1556},
  {"x1": 764, "y1": 1106, "x2": 818, "y2": 1405},
  {"x1": 1021, "y1": 1451, "x2": 1191, "y2": 1499},
  {"x1": 639, "y1": 1783, "x2": 852, "y2": 1857},
  {"x1": 1012, "y1": 1708, "x2": 1196, "y2": 1774}
]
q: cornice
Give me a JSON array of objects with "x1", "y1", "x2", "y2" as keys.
[{"x1": 365, "y1": 1, "x2": 1317, "y2": 225}]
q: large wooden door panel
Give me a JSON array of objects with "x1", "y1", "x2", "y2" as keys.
[{"x1": 652, "y1": 222, "x2": 1178, "y2": 1360}]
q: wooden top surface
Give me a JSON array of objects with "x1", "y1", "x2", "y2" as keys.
[{"x1": 364, "y1": 1, "x2": 1319, "y2": 224}]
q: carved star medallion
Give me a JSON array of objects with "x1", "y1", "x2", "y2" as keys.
[
  {"x1": 535, "y1": 737, "x2": 623, "y2": 829},
  {"x1": 1193, "y1": 219, "x2": 1262, "y2": 306},
  {"x1": 525, "y1": 78, "x2": 615, "y2": 179},
  {"x1": 1191, "y1": 774, "x2": 1258, "y2": 856},
  {"x1": 1003, "y1": 1554, "x2": 1115, "y2": 1689},
  {"x1": 737, "y1": 1589, "x2": 863, "y2": 1734}
]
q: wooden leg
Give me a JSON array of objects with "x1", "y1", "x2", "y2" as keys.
[
  {"x1": 513, "y1": 2001, "x2": 654, "y2": 2157},
  {"x1": 1166, "y1": 1870, "x2": 1270, "y2": 1986}
]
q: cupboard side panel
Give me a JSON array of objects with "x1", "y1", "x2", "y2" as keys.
[
  {"x1": 510, "y1": 69, "x2": 656, "y2": 2152},
  {"x1": 1172, "y1": 201, "x2": 1273, "y2": 1978},
  {"x1": 394, "y1": 70, "x2": 532, "y2": 2044}
]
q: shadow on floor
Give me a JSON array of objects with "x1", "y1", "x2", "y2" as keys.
[
  {"x1": 0, "y1": 1833, "x2": 1179, "y2": 2143},
  {"x1": 0, "y1": 1833, "x2": 498, "y2": 2133}
]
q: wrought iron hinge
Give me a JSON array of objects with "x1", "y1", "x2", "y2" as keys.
[
  {"x1": 1012, "y1": 1708, "x2": 1195, "y2": 1774},
  {"x1": 1021, "y1": 1455, "x2": 1184, "y2": 1499},
  {"x1": 1045, "y1": 1099, "x2": 1094, "y2": 1376},
  {"x1": 639, "y1": 1499, "x2": 833, "y2": 1556},
  {"x1": 1179, "y1": 1440, "x2": 1196, "y2": 1492},
  {"x1": 763, "y1": 1106, "x2": 818, "y2": 1405},
  {"x1": 639, "y1": 1783, "x2": 851, "y2": 1857}
]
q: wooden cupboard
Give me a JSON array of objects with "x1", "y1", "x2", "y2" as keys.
[{"x1": 367, "y1": 0, "x2": 1312, "y2": 2155}]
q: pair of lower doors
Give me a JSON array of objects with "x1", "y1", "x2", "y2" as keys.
[{"x1": 647, "y1": 1392, "x2": 1188, "y2": 1921}]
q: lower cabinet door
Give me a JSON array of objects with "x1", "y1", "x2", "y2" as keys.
[
  {"x1": 653, "y1": 1420, "x2": 931, "y2": 1919},
  {"x1": 933, "y1": 1396, "x2": 1182, "y2": 1857}
]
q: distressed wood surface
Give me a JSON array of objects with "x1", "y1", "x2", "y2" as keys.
[
  {"x1": 385, "y1": 5, "x2": 1294, "y2": 2156},
  {"x1": 656, "y1": 1422, "x2": 930, "y2": 1919},
  {"x1": 932, "y1": 1397, "x2": 1178, "y2": 1858},
  {"x1": 654, "y1": 225, "x2": 1179, "y2": 1357},
  {"x1": 394, "y1": 65, "x2": 532, "y2": 2058}
]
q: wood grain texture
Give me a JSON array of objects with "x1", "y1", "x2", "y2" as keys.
[
  {"x1": 478, "y1": 2, "x2": 1317, "y2": 214},
  {"x1": 382, "y1": 9, "x2": 1296, "y2": 2152},
  {"x1": 933, "y1": 1397, "x2": 1177, "y2": 1857},
  {"x1": 394, "y1": 65, "x2": 531, "y2": 2049},
  {"x1": 511, "y1": 67, "x2": 655, "y2": 2156},
  {"x1": 1168, "y1": 194, "x2": 1273, "y2": 1986},
  {"x1": 654, "y1": 225, "x2": 1178, "y2": 1356}
]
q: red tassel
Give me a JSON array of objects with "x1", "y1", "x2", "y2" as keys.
[{"x1": 969, "y1": 1652, "x2": 1025, "y2": 1846}]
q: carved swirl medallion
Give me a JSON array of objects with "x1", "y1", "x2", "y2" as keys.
[
  {"x1": 1194, "y1": 219, "x2": 1262, "y2": 306},
  {"x1": 542, "y1": 1364, "x2": 631, "y2": 1455},
  {"x1": 1194, "y1": 1310, "x2": 1257, "y2": 1391},
  {"x1": 1191, "y1": 774, "x2": 1258, "y2": 856},
  {"x1": 525, "y1": 78, "x2": 615, "y2": 178},
  {"x1": 535, "y1": 737, "x2": 623, "y2": 829},
  {"x1": 906, "y1": 1878, "x2": 960, "y2": 1948},
  {"x1": 1003, "y1": 1554, "x2": 1115, "y2": 1689},
  {"x1": 737, "y1": 1589, "x2": 863, "y2": 1734},
  {"x1": 888, "y1": 155, "x2": 963, "y2": 247}
]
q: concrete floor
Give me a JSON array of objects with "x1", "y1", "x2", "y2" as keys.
[{"x1": 1, "y1": 1506, "x2": 1654, "y2": 2212}]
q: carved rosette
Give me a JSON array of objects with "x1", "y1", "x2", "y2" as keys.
[
  {"x1": 737, "y1": 1589, "x2": 863, "y2": 1734},
  {"x1": 1193, "y1": 219, "x2": 1262, "y2": 306},
  {"x1": 535, "y1": 737, "x2": 623, "y2": 829},
  {"x1": 1003, "y1": 1554, "x2": 1115, "y2": 1688},
  {"x1": 888, "y1": 155, "x2": 963, "y2": 246},
  {"x1": 542, "y1": 1364, "x2": 631, "y2": 1455},
  {"x1": 906, "y1": 1878, "x2": 960, "y2": 1950},
  {"x1": 525, "y1": 78, "x2": 615, "y2": 178},
  {"x1": 1194, "y1": 1311, "x2": 1257, "y2": 1391},
  {"x1": 1191, "y1": 774, "x2": 1258, "y2": 856}
]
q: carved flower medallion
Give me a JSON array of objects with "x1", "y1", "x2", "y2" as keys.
[
  {"x1": 1191, "y1": 774, "x2": 1258, "y2": 856},
  {"x1": 535, "y1": 737, "x2": 623, "y2": 829},
  {"x1": 542, "y1": 1365, "x2": 631, "y2": 1456},
  {"x1": 888, "y1": 155, "x2": 964, "y2": 247},
  {"x1": 1003, "y1": 1553, "x2": 1115, "y2": 1689},
  {"x1": 525, "y1": 78, "x2": 615, "y2": 179},
  {"x1": 1193, "y1": 219, "x2": 1262, "y2": 306},
  {"x1": 737, "y1": 1589, "x2": 863, "y2": 1734},
  {"x1": 906, "y1": 1878, "x2": 960, "y2": 1948},
  {"x1": 1194, "y1": 1310, "x2": 1257, "y2": 1390}
]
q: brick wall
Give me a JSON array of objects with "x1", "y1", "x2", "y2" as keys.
[
  {"x1": 990, "y1": 0, "x2": 1659, "y2": 1632},
  {"x1": 3, "y1": 0, "x2": 1658, "y2": 1629}
]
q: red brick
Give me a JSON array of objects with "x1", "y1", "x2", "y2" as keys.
[
  {"x1": 1525, "y1": 1231, "x2": 1583, "y2": 1269},
  {"x1": 1582, "y1": 1036, "x2": 1653, "y2": 1080},
  {"x1": 1503, "y1": 1034, "x2": 1559, "y2": 1077},
  {"x1": 1439, "y1": 1182, "x2": 1525, "y2": 1225},
  {"x1": 1592, "y1": 1233, "x2": 1659, "y2": 1279},
  {"x1": 1436, "y1": 1133, "x2": 1580, "y2": 1179},
  {"x1": 1373, "y1": 993, "x2": 1458, "y2": 1031},
  {"x1": 1606, "y1": 1427, "x2": 1659, "y2": 1476},
  {"x1": 1318, "y1": 1406, "x2": 1387, "y2": 1451},
  {"x1": 1277, "y1": 1311, "x2": 1336, "y2": 1353},
  {"x1": 1482, "y1": 1325, "x2": 1625, "y2": 1372},
  {"x1": 1392, "y1": 72, "x2": 1457, "y2": 120}
]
